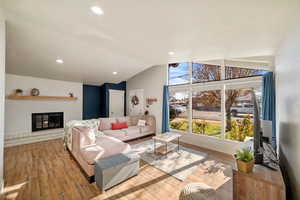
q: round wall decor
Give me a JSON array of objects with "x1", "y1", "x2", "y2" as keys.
[
  {"x1": 131, "y1": 95, "x2": 139, "y2": 106},
  {"x1": 31, "y1": 88, "x2": 40, "y2": 96}
]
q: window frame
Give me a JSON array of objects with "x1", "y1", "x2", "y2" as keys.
[{"x1": 168, "y1": 60, "x2": 268, "y2": 143}]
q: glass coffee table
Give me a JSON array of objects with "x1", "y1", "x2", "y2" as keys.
[{"x1": 152, "y1": 132, "x2": 181, "y2": 155}]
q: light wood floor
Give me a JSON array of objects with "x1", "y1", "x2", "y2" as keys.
[{"x1": 2, "y1": 137, "x2": 234, "y2": 200}]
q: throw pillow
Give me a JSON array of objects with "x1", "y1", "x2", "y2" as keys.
[
  {"x1": 137, "y1": 119, "x2": 146, "y2": 127},
  {"x1": 117, "y1": 116, "x2": 128, "y2": 123},
  {"x1": 98, "y1": 118, "x2": 117, "y2": 130},
  {"x1": 111, "y1": 122, "x2": 128, "y2": 130},
  {"x1": 75, "y1": 126, "x2": 96, "y2": 146}
]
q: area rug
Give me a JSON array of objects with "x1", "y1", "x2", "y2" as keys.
[{"x1": 131, "y1": 139, "x2": 207, "y2": 181}]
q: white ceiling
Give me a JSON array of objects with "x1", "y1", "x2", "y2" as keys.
[{"x1": 2, "y1": 0, "x2": 299, "y2": 85}]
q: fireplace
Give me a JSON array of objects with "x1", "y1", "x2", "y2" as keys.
[{"x1": 32, "y1": 112, "x2": 64, "y2": 132}]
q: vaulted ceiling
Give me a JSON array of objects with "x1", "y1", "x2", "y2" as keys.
[{"x1": 2, "y1": 0, "x2": 299, "y2": 85}]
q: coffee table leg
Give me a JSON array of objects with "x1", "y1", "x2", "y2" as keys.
[
  {"x1": 177, "y1": 137, "x2": 180, "y2": 152},
  {"x1": 154, "y1": 139, "x2": 156, "y2": 154},
  {"x1": 165, "y1": 142, "x2": 168, "y2": 157}
]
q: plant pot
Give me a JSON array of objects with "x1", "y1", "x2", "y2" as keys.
[{"x1": 236, "y1": 159, "x2": 254, "y2": 173}]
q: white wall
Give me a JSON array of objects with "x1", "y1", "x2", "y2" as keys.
[
  {"x1": 5, "y1": 74, "x2": 83, "y2": 139},
  {"x1": 127, "y1": 65, "x2": 167, "y2": 133},
  {"x1": 127, "y1": 65, "x2": 241, "y2": 155},
  {"x1": 0, "y1": 7, "x2": 6, "y2": 186},
  {"x1": 275, "y1": 14, "x2": 300, "y2": 200}
]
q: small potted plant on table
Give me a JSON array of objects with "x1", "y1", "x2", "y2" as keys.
[{"x1": 235, "y1": 148, "x2": 254, "y2": 173}]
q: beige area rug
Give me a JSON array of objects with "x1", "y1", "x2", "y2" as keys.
[{"x1": 131, "y1": 139, "x2": 207, "y2": 181}]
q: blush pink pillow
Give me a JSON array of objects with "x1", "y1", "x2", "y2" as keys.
[
  {"x1": 98, "y1": 118, "x2": 117, "y2": 130},
  {"x1": 75, "y1": 126, "x2": 96, "y2": 146}
]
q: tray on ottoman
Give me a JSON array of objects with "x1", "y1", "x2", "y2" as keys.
[{"x1": 95, "y1": 152, "x2": 140, "y2": 191}]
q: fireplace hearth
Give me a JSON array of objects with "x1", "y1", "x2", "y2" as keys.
[{"x1": 32, "y1": 112, "x2": 64, "y2": 132}]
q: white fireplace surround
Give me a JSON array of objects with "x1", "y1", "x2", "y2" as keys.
[{"x1": 5, "y1": 74, "x2": 83, "y2": 147}]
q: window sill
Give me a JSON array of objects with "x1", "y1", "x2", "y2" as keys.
[{"x1": 169, "y1": 128, "x2": 243, "y2": 144}]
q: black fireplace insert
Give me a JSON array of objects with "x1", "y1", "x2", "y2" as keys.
[{"x1": 32, "y1": 112, "x2": 64, "y2": 132}]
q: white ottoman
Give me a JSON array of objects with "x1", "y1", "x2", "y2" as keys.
[
  {"x1": 179, "y1": 182, "x2": 216, "y2": 200},
  {"x1": 95, "y1": 152, "x2": 140, "y2": 191}
]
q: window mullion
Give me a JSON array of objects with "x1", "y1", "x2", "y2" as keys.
[
  {"x1": 189, "y1": 62, "x2": 193, "y2": 134},
  {"x1": 221, "y1": 85, "x2": 226, "y2": 139}
]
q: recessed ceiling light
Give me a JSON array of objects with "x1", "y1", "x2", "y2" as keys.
[
  {"x1": 113, "y1": 71, "x2": 118, "y2": 75},
  {"x1": 56, "y1": 59, "x2": 64, "y2": 64},
  {"x1": 91, "y1": 6, "x2": 104, "y2": 15},
  {"x1": 168, "y1": 51, "x2": 175, "y2": 55}
]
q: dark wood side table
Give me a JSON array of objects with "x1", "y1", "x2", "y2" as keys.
[{"x1": 233, "y1": 164, "x2": 285, "y2": 200}]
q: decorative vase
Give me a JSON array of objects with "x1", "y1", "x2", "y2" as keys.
[
  {"x1": 15, "y1": 89, "x2": 23, "y2": 96},
  {"x1": 15, "y1": 92, "x2": 22, "y2": 96},
  {"x1": 236, "y1": 159, "x2": 254, "y2": 173}
]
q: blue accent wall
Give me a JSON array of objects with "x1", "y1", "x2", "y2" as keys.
[
  {"x1": 100, "y1": 81, "x2": 126, "y2": 117},
  {"x1": 83, "y1": 82, "x2": 126, "y2": 119},
  {"x1": 83, "y1": 85, "x2": 101, "y2": 120}
]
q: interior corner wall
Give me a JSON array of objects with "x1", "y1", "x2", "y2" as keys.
[
  {"x1": 275, "y1": 14, "x2": 300, "y2": 200},
  {"x1": 0, "y1": 9, "x2": 6, "y2": 184},
  {"x1": 83, "y1": 85, "x2": 101, "y2": 120},
  {"x1": 100, "y1": 81, "x2": 126, "y2": 117},
  {"x1": 126, "y1": 65, "x2": 167, "y2": 133}
]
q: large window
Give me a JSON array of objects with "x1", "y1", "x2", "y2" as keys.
[
  {"x1": 169, "y1": 62, "x2": 189, "y2": 85},
  {"x1": 192, "y1": 63, "x2": 221, "y2": 83},
  {"x1": 224, "y1": 87, "x2": 262, "y2": 142},
  {"x1": 192, "y1": 89, "x2": 222, "y2": 138},
  {"x1": 169, "y1": 90, "x2": 189, "y2": 132},
  {"x1": 168, "y1": 62, "x2": 269, "y2": 143},
  {"x1": 225, "y1": 66, "x2": 269, "y2": 80}
]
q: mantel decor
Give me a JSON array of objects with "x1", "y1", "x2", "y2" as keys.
[{"x1": 7, "y1": 94, "x2": 78, "y2": 101}]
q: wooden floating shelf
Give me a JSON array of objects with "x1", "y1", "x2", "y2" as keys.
[{"x1": 7, "y1": 95, "x2": 78, "y2": 101}]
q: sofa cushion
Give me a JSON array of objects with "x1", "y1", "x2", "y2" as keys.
[
  {"x1": 96, "y1": 135, "x2": 131, "y2": 158},
  {"x1": 116, "y1": 116, "x2": 130, "y2": 125},
  {"x1": 141, "y1": 125, "x2": 152, "y2": 134},
  {"x1": 102, "y1": 129, "x2": 126, "y2": 140},
  {"x1": 99, "y1": 118, "x2": 117, "y2": 131},
  {"x1": 81, "y1": 144, "x2": 104, "y2": 165},
  {"x1": 122, "y1": 126, "x2": 140, "y2": 135},
  {"x1": 111, "y1": 122, "x2": 128, "y2": 130},
  {"x1": 129, "y1": 115, "x2": 145, "y2": 126}
]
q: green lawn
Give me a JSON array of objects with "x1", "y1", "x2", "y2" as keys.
[
  {"x1": 170, "y1": 120, "x2": 222, "y2": 137},
  {"x1": 170, "y1": 118, "x2": 253, "y2": 141}
]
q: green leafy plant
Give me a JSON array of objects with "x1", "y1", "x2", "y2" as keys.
[
  {"x1": 236, "y1": 148, "x2": 254, "y2": 163},
  {"x1": 225, "y1": 116, "x2": 254, "y2": 141}
]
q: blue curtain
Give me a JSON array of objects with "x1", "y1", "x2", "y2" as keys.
[
  {"x1": 262, "y1": 72, "x2": 276, "y2": 148},
  {"x1": 162, "y1": 85, "x2": 170, "y2": 133}
]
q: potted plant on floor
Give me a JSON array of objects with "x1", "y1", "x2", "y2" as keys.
[{"x1": 235, "y1": 148, "x2": 254, "y2": 173}]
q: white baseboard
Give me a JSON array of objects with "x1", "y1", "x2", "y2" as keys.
[{"x1": 4, "y1": 131, "x2": 63, "y2": 147}]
